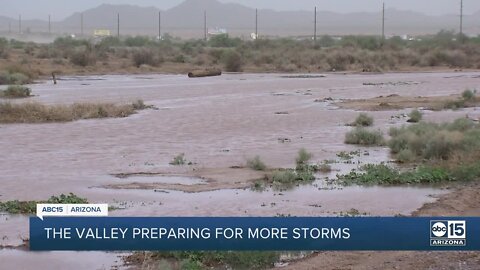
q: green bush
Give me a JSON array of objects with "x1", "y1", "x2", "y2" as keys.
[
  {"x1": 462, "y1": 89, "x2": 476, "y2": 101},
  {"x1": 132, "y1": 49, "x2": 160, "y2": 67},
  {"x1": 345, "y1": 128, "x2": 385, "y2": 146},
  {"x1": 222, "y1": 50, "x2": 243, "y2": 72},
  {"x1": 69, "y1": 49, "x2": 97, "y2": 66},
  {"x1": 388, "y1": 120, "x2": 480, "y2": 161},
  {"x1": 407, "y1": 109, "x2": 423, "y2": 123},
  {"x1": 247, "y1": 156, "x2": 267, "y2": 171},
  {"x1": 0, "y1": 71, "x2": 30, "y2": 85},
  {"x1": 170, "y1": 154, "x2": 187, "y2": 165},
  {"x1": 0, "y1": 193, "x2": 87, "y2": 214},
  {"x1": 1, "y1": 85, "x2": 31, "y2": 98},
  {"x1": 350, "y1": 113, "x2": 374, "y2": 127}
]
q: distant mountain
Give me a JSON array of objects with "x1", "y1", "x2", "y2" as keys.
[{"x1": 1, "y1": 0, "x2": 479, "y2": 38}]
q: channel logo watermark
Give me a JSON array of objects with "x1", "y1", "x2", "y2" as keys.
[{"x1": 430, "y1": 220, "x2": 466, "y2": 247}]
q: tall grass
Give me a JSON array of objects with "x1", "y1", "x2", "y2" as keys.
[{"x1": 0, "y1": 101, "x2": 147, "y2": 123}]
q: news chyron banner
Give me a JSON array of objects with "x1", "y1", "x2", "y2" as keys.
[{"x1": 30, "y1": 205, "x2": 480, "y2": 251}]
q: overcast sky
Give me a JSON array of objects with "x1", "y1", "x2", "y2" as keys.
[{"x1": 1, "y1": 0, "x2": 478, "y2": 20}]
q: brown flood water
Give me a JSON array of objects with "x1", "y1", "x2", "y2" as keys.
[{"x1": 0, "y1": 72, "x2": 479, "y2": 269}]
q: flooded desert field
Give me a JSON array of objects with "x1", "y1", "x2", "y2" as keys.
[{"x1": 1, "y1": 71, "x2": 479, "y2": 269}]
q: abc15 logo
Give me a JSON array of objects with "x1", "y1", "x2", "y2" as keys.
[{"x1": 430, "y1": 220, "x2": 466, "y2": 239}]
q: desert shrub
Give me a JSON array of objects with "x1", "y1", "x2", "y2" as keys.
[
  {"x1": 247, "y1": 156, "x2": 267, "y2": 171},
  {"x1": 407, "y1": 109, "x2": 423, "y2": 123},
  {"x1": 345, "y1": 128, "x2": 385, "y2": 146},
  {"x1": 350, "y1": 113, "x2": 374, "y2": 127},
  {"x1": 208, "y1": 34, "x2": 241, "y2": 48},
  {"x1": 462, "y1": 89, "x2": 476, "y2": 101},
  {"x1": 124, "y1": 36, "x2": 152, "y2": 47},
  {"x1": 169, "y1": 154, "x2": 187, "y2": 166},
  {"x1": 132, "y1": 49, "x2": 160, "y2": 67},
  {"x1": 0, "y1": 72, "x2": 30, "y2": 85},
  {"x1": 295, "y1": 148, "x2": 313, "y2": 170},
  {"x1": 388, "y1": 119, "x2": 480, "y2": 162},
  {"x1": 1, "y1": 85, "x2": 31, "y2": 98},
  {"x1": 69, "y1": 49, "x2": 97, "y2": 66},
  {"x1": 0, "y1": 101, "x2": 146, "y2": 123},
  {"x1": 271, "y1": 170, "x2": 298, "y2": 184},
  {"x1": 222, "y1": 50, "x2": 243, "y2": 72}
]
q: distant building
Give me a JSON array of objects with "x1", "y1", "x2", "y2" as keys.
[
  {"x1": 93, "y1": 29, "x2": 111, "y2": 37},
  {"x1": 208, "y1": 27, "x2": 227, "y2": 37}
]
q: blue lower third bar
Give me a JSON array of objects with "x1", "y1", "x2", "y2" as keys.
[{"x1": 29, "y1": 217, "x2": 480, "y2": 251}]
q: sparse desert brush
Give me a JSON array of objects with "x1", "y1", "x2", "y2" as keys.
[
  {"x1": 247, "y1": 156, "x2": 267, "y2": 171},
  {"x1": 407, "y1": 109, "x2": 423, "y2": 123},
  {"x1": 345, "y1": 127, "x2": 385, "y2": 146},
  {"x1": 0, "y1": 71, "x2": 31, "y2": 85},
  {"x1": 132, "y1": 48, "x2": 161, "y2": 67},
  {"x1": 222, "y1": 50, "x2": 243, "y2": 72},
  {"x1": 295, "y1": 148, "x2": 313, "y2": 170},
  {"x1": 169, "y1": 153, "x2": 187, "y2": 166},
  {"x1": 0, "y1": 85, "x2": 31, "y2": 98},
  {"x1": 0, "y1": 100, "x2": 147, "y2": 123},
  {"x1": 318, "y1": 163, "x2": 332, "y2": 173},
  {"x1": 0, "y1": 193, "x2": 87, "y2": 214},
  {"x1": 350, "y1": 113, "x2": 374, "y2": 127},
  {"x1": 69, "y1": 49, "x2": 97, "y2": 66},
  {"x1": 462, "y1": 89, "x2": 476, "y2": 101},
  {"x1": 388, "y1": 119, "x2": 480, "y2": 162}
]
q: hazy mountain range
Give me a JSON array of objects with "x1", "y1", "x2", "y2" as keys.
[{"x1": 0, "y1": 0, "x2": 479, "y2": 38}]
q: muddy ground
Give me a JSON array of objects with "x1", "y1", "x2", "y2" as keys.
[{"x1": 0, "y1": 72, "x2": 479, "y2": 269}]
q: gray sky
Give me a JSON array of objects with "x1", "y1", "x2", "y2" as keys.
[{"x1": 1, "y1": 0, "x2": 478, "y2": 20}]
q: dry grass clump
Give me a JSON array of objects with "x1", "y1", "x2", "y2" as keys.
[
  {"x1": 345, "y1": 127, "x2": 385, "y2": 146},
  {"x1": 389, "y1": 118, "x2": 480, "y2": 162},
  {"x1": 348, "y1": 113, "x2": 374, "y2": 127},
  {"x1": 0, "y1": 100, "x2": 147, "y2": 123},
  {"x1": 0, "y1": 85, "x2": 31, "y2": 98}
]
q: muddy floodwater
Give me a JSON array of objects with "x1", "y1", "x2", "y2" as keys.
[{"x1": 1, "y1": 72, "x2": 479, "y2": 269}]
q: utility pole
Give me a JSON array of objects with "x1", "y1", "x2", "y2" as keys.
[
  {"x1": 382, "y1": 2, "x2": 385, "y2": 42},
  {"x1": 314, "y1": 6, "x2": 317, "y2": 42},
  {"x1": 204, "y1": 10, "x2": 207, "y2": 41},
  {"x1": 255, "y1": 8, "x2": 258, "y2": 39},
  {"x1": 117, "y1": 13, "x2": 120, "y2": 38},
  {"x1": 48, "y1": 15, "x2": 51, "y2": 34},
  {"x1": 460, "y1": 0, "x2": 464, "y2": 42},
  {"x1": 8, "y1": 22, "x2": 11, "y2": 34},
  {"x1": 18, "y1": 14, "x2": 21, "y2": 34},
  {"x1": 158, "y1": 11, "x2": 161, "y2": 39},
  {"x1": 80, "y1": 13, "x2": 84, "y2": 36}
]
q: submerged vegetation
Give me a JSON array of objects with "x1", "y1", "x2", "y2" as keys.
[
  {"x1": 126, "y1": 251, "x2": 280, "y2": 270},
  {"x1": 339, "y1": 118, "x2": 480, "y2": 185},
  {"x1": 0, "y1": 193, "x2": 88, "y2": 215},
  {"x1": 0, "y1": 100, "x2": 148, "y2": 123}
]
